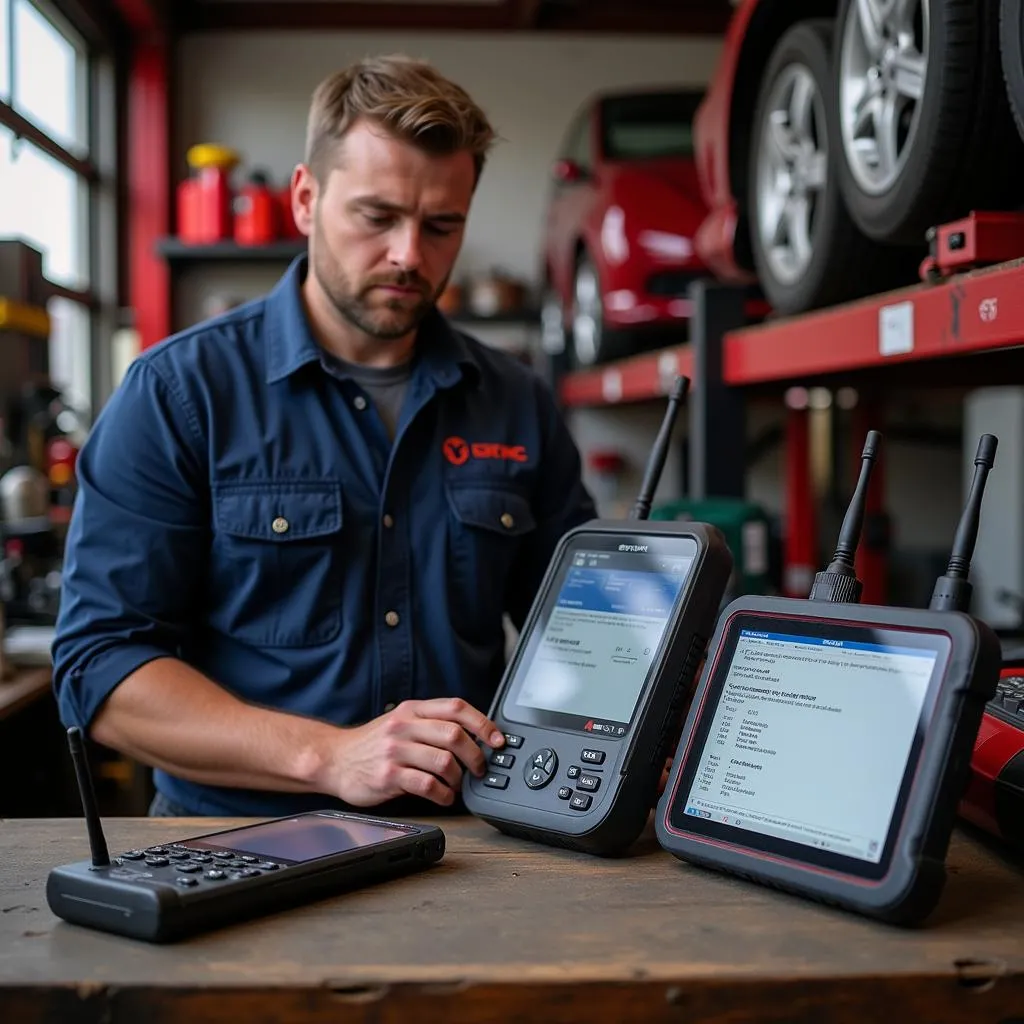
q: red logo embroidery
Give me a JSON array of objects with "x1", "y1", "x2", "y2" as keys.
[
  {"x1": 443, "y1": 436, "x2": 528, "y2": 465},
  {"x1": 443, "y1": 436, "x2": 470, "y2": 465}
]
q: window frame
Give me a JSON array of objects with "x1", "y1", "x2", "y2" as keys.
[{"x1": 0, "y1": 0, "x2": 118, "y2": 415}]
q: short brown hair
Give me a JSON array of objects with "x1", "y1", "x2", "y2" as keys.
[{"x1": 305, "y1": 54, "x2": 496, "y2": 184}]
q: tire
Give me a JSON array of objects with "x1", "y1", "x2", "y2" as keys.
[
  {"x1": 568, "y1": 252, "x2": 633, "y2": 368},
  {"x1": 748, "y1": 19, "x2": 911, "y2": 315},
  {"x1": 537, "y1": 282, "x2": 572, "y2": 384},
  {"x1": 835, "y1": 0, "x2": 1023, "y2": 245},
  {"x1": 1001, "y1": 0, "x2": 1024, "y2": 141}
]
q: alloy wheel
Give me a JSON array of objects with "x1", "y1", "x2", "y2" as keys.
[
  {"x1": 571, "y1": 261, "x2": 603, "y2": 366},
  {"x1": 755, "y1": 63, "x2": 829, "y2": 287},
  {"x1": 839, "y1": 0, "x2": 930, "y2": 196}
]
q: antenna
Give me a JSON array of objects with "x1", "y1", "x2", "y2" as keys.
[
  {"x1": 630, "y1": 375, "x2": 690, "y2": 522},
  {"x1": 67, "y1": 726, "x2": 110, "y2": 869},
  {"x1": 929, "y1": 433, "x2": 998, "y2": 613},
  {"x1": 808, "y1": 429, "x2": 882, "y2": 604}
]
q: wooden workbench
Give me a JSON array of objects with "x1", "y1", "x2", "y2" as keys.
[{"x1": 1, "y1": 816, "x2": 1022, "y2": 1022}]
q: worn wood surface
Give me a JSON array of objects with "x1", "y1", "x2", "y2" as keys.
[
  {"x1": 1, "y1": 816, "x2": 1023, "y2": 1022},
  {"x1": 0, "y1": 666, "x2": 50, "y2": 721}
]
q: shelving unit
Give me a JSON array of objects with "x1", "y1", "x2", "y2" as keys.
[
  {"x1": 154, "y1": 238, "x2": 308, "y2": 264},
  {"x1": 559, "y1": 257, "x2": 1024, "y2": 407}
]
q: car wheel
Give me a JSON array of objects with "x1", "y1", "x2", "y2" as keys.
[
  {"x1": 570, "y1": 254, "x2": 605, "y2": 368},
  {"x1": 749, "y1": 19, "x2": 909, "y2": 315},
  {"x1": 537, "y1": 282, "x2": 572, "y2": 383},
  {"x1": 1000, "y1": 0, "x2": 1024, "y2": 140},
  {"x1": 835, "y1": 0, "x2": 1022, "y2": 245}
]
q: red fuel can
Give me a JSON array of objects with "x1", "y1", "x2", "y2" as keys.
[
  {"x1": 176, "y1": 144, "x2": 239, "y2": 244},
  {"x1": 234, "y1": 171, "x2": 279, "y2": 246}
]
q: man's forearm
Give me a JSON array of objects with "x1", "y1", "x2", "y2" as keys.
[{"x1": 90, "y1": 657, "x2": 340, "y2": 795}]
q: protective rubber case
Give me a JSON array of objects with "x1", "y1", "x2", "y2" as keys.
[
  {"x1": 464, "y1": 519, "x2": 733, "y2": 857},
  {"x1": 655, "y1": 596, "x2": 1002, "y2": 924}
]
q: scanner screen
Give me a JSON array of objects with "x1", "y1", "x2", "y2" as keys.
[
  {"x1": 681, "y1": 628, "x2": 939, "y2": 863},
  {"x1": 186, "y1": 814, "x2": 414, "y2": 863},
  {"x1": 508, "y1": 546, "x2": 695, "y2": 731}
]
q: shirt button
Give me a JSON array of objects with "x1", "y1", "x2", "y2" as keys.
[
  {"x1": 271, "y1": 516, "x2": 289, "y2": 534},
  {"x1": 500, "y1": 512, "x2": 515, "y2": 529},
  {"x1": 385, "y1": 610, "x2": 400, "y2": 627},
  {"x1": 353, "y1": 395, "x2": 368, "y2": 411},
  {"x1": 382, "y1": 514, "x2": 394, "y2": 528}
]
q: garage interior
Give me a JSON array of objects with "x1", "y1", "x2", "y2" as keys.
[{"x1": 2, "y1": 0, "x2": 1024, "y2": 1018}]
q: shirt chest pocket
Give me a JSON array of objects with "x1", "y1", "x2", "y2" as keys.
[
  {"x1": 445, "y1": 483, "x2": 536, "y2": 640},
  {"x1": 211, "y1": 481, "x2": 345, "y2": 648}
]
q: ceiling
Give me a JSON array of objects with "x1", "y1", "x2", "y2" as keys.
[{"x1": 168, "y1": 0, "x2": 735, "y2": 35}]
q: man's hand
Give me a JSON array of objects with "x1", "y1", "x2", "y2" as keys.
[{"x1": 326, "y1": 698, "x2": 505, "y2": 807}]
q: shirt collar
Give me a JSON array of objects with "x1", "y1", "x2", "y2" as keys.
[{"x1": 264, "y1": 254, "x2": 479, "y2": 389}]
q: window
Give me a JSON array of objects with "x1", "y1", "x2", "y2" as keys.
[
  {"x1": 0, "y1": 0, "x2": 98, "y2": 417},
  {"x1": 600, "y1": 91, "x2": 705, "y2": 161}
]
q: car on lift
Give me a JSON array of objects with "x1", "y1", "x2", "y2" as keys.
[
  {"x1": 539, "y1": 86, "x2": 709, "y2": 370},
  {"x1": 694, "y1": 0, "x2": 1024, "y2": 316}
]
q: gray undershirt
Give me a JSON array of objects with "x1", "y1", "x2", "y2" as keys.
[{"x1": 331, "y1": 357, "x2": 414, "y2": 441}]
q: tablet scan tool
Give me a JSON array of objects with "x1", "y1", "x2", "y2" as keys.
[{"x1": 656, "y1": 432, "x2": 1002, "y2": 925}]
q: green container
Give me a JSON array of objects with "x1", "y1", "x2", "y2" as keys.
[{"x1": 650, "y1": 497, "x2": 773, "y2": 597}]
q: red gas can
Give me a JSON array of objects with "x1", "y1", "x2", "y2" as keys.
[
  {"x1": 176, "y1": 144, "x2": 239, "y2": 244},
  {"x1": 234, "y1": 171, "x2": 279, "y2": 246}
]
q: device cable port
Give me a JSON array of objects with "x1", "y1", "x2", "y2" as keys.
[{"x1": 808, "y1": 430, "x2": 881, "y2": 605}]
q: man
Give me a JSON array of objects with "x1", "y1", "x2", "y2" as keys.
[{"x1": 52, "y1": 55, "x2": 596, "y2": 818}]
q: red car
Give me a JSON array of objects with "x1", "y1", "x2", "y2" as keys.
[
  {"x1": 539, "y1": 87, "x2": 708, "y2": 369},
  {"x1": 694, "y1": 0, "x2": 1024, "y2": 316}
]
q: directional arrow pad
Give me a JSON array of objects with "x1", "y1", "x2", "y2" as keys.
[{"x1": 524, "y1": 748, "x2": 558, "y2": 789}]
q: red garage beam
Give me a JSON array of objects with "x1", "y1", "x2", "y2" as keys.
[{"x1": 117, "y1": 0, "x2": 173, "y2": 350}]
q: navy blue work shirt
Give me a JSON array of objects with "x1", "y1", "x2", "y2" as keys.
[{"x1": 52, "y1": 255, "x2": 596, "y2": 816}]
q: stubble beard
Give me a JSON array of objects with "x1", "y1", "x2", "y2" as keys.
[{"x1": 311, "y1": 210, "x2": 445, "y2": 342}]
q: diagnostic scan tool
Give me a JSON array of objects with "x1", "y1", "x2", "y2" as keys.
[
  {"x1": 656, "y1": 433, "x2": 1002, "y2": 924},
  {"x1": 47, "y1": 729, "x2": 445, "y2": 942},
  {"x1": 464, "y1": 377, "x2": 733, "y2": 856}
]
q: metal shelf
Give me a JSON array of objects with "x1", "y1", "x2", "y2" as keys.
[{"x1": 558, "y1": 257, "x2": 1024, "y2": 406}]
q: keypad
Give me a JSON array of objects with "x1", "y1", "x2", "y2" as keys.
[
  {"x1": 112, "y1": 844, "x2": 286, "y2": 890},
  {"x1": 476, "y1": 736, "x2": 607, "y2": 812}
]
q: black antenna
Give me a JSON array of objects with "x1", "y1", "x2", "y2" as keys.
[
  {"x1": 67, "y1": 726, "x2": 110, "y2": 869},
  {"x1": 809, "y1": 429, "x2": 882, "y2": 604},
  {"x1": 631, "y1": 375, "x2": 690, "y2": 522},
  {"x1": 929, "y1": 433, "x2": 998, "y2": 613}
]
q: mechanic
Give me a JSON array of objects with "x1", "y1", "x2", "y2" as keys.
[{"x1": 52, "y1": 54, "x2": 596, "y2": 818}]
